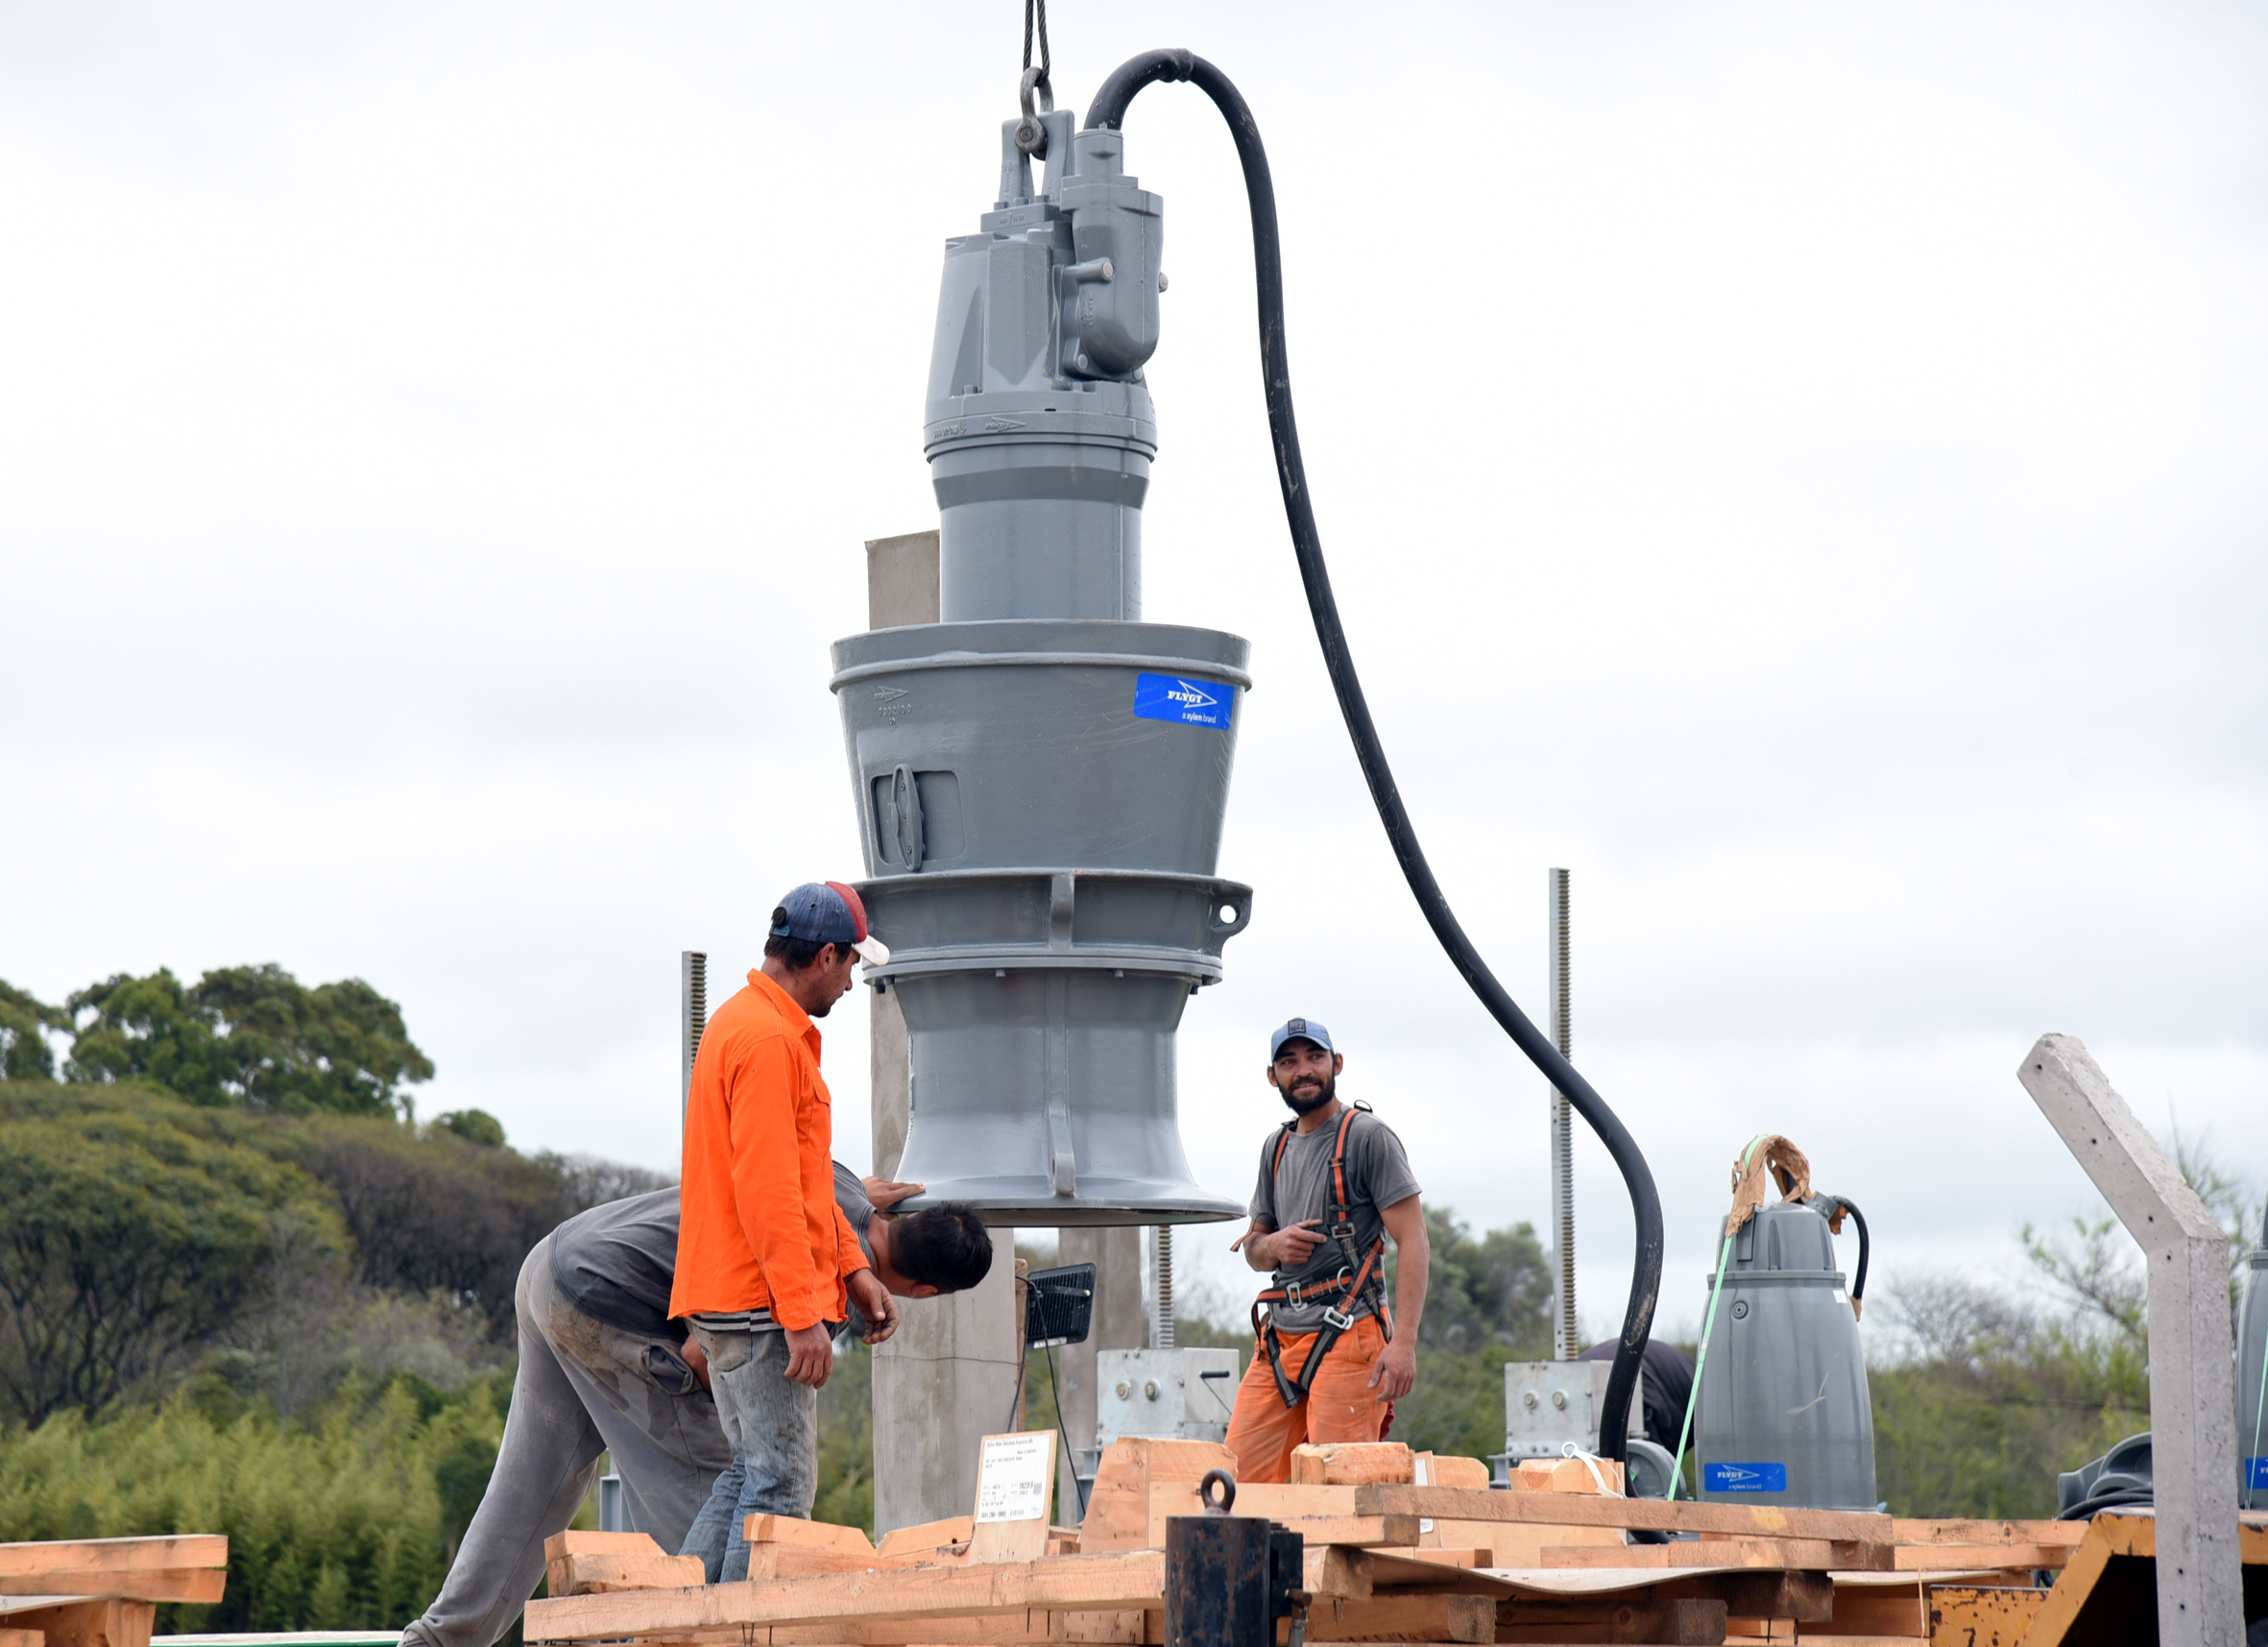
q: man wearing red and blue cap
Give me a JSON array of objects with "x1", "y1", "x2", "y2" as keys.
[
  {"x1": 669, "y1": 881, "x2": 895, "y2": 1577},
  {"x1": 1224, "y1": 1016, "x2": 1431, "y2": 1483}
]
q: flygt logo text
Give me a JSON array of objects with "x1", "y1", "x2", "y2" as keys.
[{"x1": 1132, "y1": 671, "x2": 1235, "y2": 730}]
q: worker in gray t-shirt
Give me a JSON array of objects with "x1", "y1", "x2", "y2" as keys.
[
  {"x1": 1223, "y1": 1017, "x2": 1431, "y2": 1484},
  {"x1": 401, "y1": 1167, "x2": 987, "y2": 1647}
]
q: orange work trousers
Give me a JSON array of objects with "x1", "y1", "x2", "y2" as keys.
[{"x1": 1222, "y1": 1313, "x2": 1389, "y2": 1484}]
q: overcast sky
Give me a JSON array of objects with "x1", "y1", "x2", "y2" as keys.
[{"x1": 4, "y1": 2, "x2": 2263, "y2": 1344}]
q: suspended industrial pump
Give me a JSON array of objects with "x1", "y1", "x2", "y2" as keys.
[{"x1": 828, "y1": 40, "x2": 1669, "y2": 1458}]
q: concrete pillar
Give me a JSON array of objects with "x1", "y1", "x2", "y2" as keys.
[
  {"x1": 2017, "y1": 1034, "x2": 2243, "y2": 1647},
  {"x1": 1052, "y1": 1225, "x2": 1144, "y2": 1520},
  {"x1": 866, "y1": 529, "x2": 1023, "y2": 1536}
]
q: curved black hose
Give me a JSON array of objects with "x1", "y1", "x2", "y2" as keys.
[
  {"x1": 1085, "y1": 49, "x2": 1664, "y2": 1463},
  {"x1": 1814, "y1": 1194, "x2": 1870, "y2": 1310}
]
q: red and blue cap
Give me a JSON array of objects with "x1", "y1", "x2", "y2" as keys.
[{"x1": 772, "y1": 882, "x2": 890, "y2": 967}]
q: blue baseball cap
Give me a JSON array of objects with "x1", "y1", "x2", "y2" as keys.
[
  {"x1": 772, "y1": 882, "x2": 890, "y2": 967},
  {"x1": 1269, "y1": 1016, "x2": 1334, "y2": 1058}
]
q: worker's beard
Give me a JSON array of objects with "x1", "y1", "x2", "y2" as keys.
[{"x1": 1279, "y1": 1071, "x2": 1336, "y2": 1116}]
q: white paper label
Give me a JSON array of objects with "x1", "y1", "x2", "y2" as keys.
[
  {"x1": 974, "y1": 1433, "x2": 1053, "y2": 1524},
  {"x1": 1413, "y1": 1453, "x2": 1436, "y2": 1535}
]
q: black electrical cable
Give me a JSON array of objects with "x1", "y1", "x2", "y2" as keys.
[
  {"x1": 1084, "y1": 49, "x2": 1664, "y2": 1464},
  {"x1": 1043, "y1": 1338, "x2": 1087, "y2": 1515},
  {"x1": 1813, "y1": 1194, "x2": 1870, "y2": 1312}
]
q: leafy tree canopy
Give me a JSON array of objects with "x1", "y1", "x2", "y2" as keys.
[
  {"x1": 0, "y1": 981, "x2": 67, "y2": 1081},
  {"x1": 43, "y1": 964, "x2": 435, "y2": 1117},
  {"x1": 431, "y1": 1109, "x2": 505, "y2": 1148},
  {"x1": 0, "y1": 1086, "x2": 348, "y2": 1424}
]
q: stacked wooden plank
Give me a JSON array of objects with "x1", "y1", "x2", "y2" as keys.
[
  {"x1": 528, "y1": 1438, "x2": 1915, "y2": 1646},
  {"x1": 0, "y1": 1537, "x2": 229, "y2": 1647},
  {"x1": 533, "y1": 1443, "x2": 2258, "y2": 1644}
]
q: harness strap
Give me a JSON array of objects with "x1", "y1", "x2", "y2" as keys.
[{"x1": 1251, "y1": 1103, "x2": 1393, "y2": 1408}]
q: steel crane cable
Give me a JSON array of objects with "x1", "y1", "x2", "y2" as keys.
[
  {"x1": 1023, "y1": 0, "x2": 1051, "y2": 101},
  {"x1": 1083, "y1": 49, "x2": 1665, "y2": 1463}
]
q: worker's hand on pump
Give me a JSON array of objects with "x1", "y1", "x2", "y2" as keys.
[
  {"x1": 1366, "y1": 1335, "x2": 1416, "y2": 1402},
  {"x1": 784, "y1": 1322, "x2": 834, "y2": 1389},
  {"x1": 845, "y1": 1267, "x2": 899, "y2": 1345},
  {"x1": 1265, "y1": 1218, "x2": 1328, "y2": 1268},
  {"x1": 862, "y1": 1177, "x2": 927, "y2": 1211}
]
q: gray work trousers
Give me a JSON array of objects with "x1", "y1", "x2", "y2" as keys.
[{"x1": 400, "y1": 1236, "x2": 731, "y2": 1647}]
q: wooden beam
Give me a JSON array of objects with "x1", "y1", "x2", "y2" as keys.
[
  {"x1": 1890, "y1": 1544, "x2": 2069, "y2": 1572},
  {"x1": 1661, "y1": 1570, "x2": 1836, "y2": 1624},
  {"x1": 1926, "y1": 1585, "x2": 2049, "y2": 1643},
  {"x1": 0, "y1": 1576, "x2": 217, "y2": 1606},
  {"x1": 0, "y1": 1540, "x2": 225, "y2": 1579},
  {"x1": 527, "y1": 1554, "x2": 1171, "y2": 1642},
  {"x1": 747, "y1": 1611, "x2": 1149, "y2": 1645},
  {"x1": 1494, "y1": 1594, "x2": 1725, "y2": 1644},
  {"x1": 0, "y1": 1538, "x2": 227, "y2": 1606},
  {"x1": 748, "y1": 1519, "x2": 878, "y2": 1556},
  {"x1": 1299, "y1": 1592, "x2": 1494, "y2": 1643},
  {"x1": 1545, "y1": 1538, "x2": 1871, "y2": 1571},
  {"x1": 0, "y1": 1600, "x2": 152, "y2": 1647},
  {"x1": 1354, "y1": 1484, "x2": 1894, "y2": 1544},
  {"x1": 0, "y1": 1627, "x2": 42, "y2": 1647},
  {"x1": 1890, "y1": 1517, "x2": 2085, "y2": 1548}
]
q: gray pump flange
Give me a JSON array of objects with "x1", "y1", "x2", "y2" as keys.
[
  {"x1": 1695, "y1": 1194, "x2": 1878, "y2": 1511},
  {"x1": 829, "y1": 103, "x2": 1244, "y2": 1225}
]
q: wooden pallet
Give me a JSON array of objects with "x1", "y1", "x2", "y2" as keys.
[
  {"x1": 549, "y1": 1441, "x2": 2266, "y2": 1647},
  {"x1": 529, "y1": 1439, "x2": 1903, "y2": 1647}
]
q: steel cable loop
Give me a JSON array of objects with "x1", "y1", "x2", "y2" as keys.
[{"x1": 1084, "y1": 49, "x2": 1664, "y2": 1461}]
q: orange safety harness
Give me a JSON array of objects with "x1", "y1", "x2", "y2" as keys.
[{"x1": 1245, "y1": 1101, "x2": 1394, "y2": 1410}]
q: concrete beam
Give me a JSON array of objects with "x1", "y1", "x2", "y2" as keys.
[
  {"x1": 2017, "y1": 1033, "x2": 2243, "y2": 1647},
  {"x1": 1053, "y1": 1225, "x2": 1144, "y2": 1521},
  {"x1": 865, "y1": 529, "x2": 1022, "y2": 1535}
]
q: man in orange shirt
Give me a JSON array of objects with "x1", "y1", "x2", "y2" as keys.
[{"x1": 670, "y1": 881, "x2": 898, "y2": 1580}]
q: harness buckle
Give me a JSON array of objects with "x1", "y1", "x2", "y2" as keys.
[
  {"x1": 1329, "y1": 1222, "x2": 1357, "y2": 1240},
  {"x1": 1322, "y1": 1306, "x2": 1355, "y2": 1332}
]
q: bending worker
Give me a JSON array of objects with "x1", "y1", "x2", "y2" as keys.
[
  {"x1": 398, "y1": 1166, "x2": 992, "y2": 1647},
  {"x1": 671, "y1": 881, "x2": 911, "y2": 1582},
  {"x1": 1224, "y1": 1016, "x2": 1430, "y2": 1483}
]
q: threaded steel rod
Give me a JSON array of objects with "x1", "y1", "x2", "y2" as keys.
[
  {"x1": 682, "y1": 950, "x2": 708, "y2": 1127},
  {"x1": 1549, "y1": 869, "x2": 1577, "y2": 1360},
  {"x1": 1153, "y1": 1224, "x2": 1175, "y2": 1349}
]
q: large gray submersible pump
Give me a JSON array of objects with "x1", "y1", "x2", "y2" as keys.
[{"x1": 824, "y1": 45, "x2": 1669, "y2": 1459}]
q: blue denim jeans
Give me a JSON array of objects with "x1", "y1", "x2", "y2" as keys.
[{"x1": 678, "y1": 1323, "x2": 820, "y2": 1582}]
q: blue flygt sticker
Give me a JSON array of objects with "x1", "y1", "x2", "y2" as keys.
[
  {"x1": 2247, "y1": 1457, "x2": 2268, "y2": 1490},
  {"x1": 1134, "y1": 672, "x2": 1235, "y2": 729},
  {"x1": 1705, "y1": 1462, "x2": 1788, "y2": 1494}
]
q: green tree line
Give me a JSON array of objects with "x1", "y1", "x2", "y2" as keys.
[
  {"x1": 1, "y1": 966, "x2": 432, "y2": 1117},
  {"x1": 0, "y1": 962, "x2": 667, "y2": 1633}
]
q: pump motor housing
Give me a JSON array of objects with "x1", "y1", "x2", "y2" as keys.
[{"x1": 1695, "y1": 1196, "x2": 1877, "y2": 1510}]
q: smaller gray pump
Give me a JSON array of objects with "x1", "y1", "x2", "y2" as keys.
[{"x1": 1696, "y1": 1189, "x2": 1876, "y2": 1511}]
